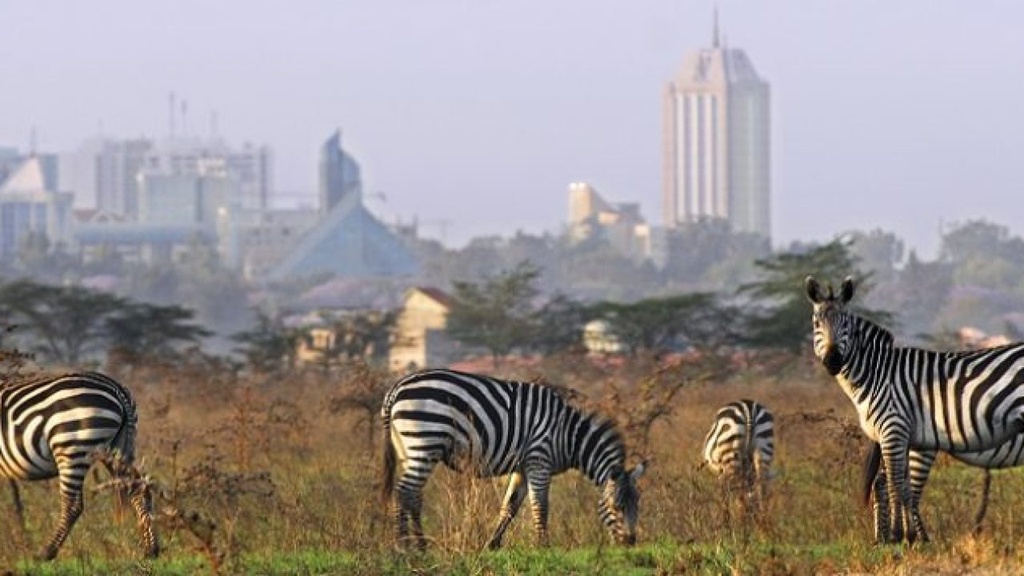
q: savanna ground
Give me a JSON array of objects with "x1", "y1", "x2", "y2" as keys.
[{"x1": 3, "y1": 352, "x2": 1024, "y2": 575}]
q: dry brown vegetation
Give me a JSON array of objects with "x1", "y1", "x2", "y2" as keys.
[{"x1": 3, "y1": 352, "x2": 1024, "y2": 574}]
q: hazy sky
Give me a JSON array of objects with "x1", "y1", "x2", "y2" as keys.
[{"x1": 3, "y1": 1, "x2": 1023, "y2": 257}]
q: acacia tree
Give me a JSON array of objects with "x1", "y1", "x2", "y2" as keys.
[
  {"x1": 0, "y1": 279, "x2": 214, "y2": 367},
  {"x1": 106, "y1": 301, "x2": 212, "y2": 365},
  {"x1": 231, "y1": 311, "x2": 303, "y2": 374},
  {"x1": 590, "y1": 292, "x2": 736, "y2": 356},
  {"x1": 0, "y1": 280, "x2": 126, "y2": 365},
  {"x1": 737, "y1": 238, "x2": 889, "y2": 353},
  {"x1": 527, "y1": 293, "x2": 590, "y2": 356},
  {"x1": 445, "y1": 260, "x2": 541, "y2": 363},
  {"x1": 305, "y1": 310, "x2": 400, "y2": 371}
]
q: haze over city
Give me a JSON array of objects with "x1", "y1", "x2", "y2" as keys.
[{"x1": 3, "y1": 1, "x2": 1022, "y2": 257}]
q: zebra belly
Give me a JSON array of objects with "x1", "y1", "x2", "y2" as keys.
[{"x1": 914, "y1": 402, "x2": 1024, "y2": 452}]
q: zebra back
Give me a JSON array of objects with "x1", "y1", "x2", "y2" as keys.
[
  {"x1": 703, "y1": 399, "x2": 774, "y2": 482},
  {"x1": 382, "y1": 368, "x2": 627, "y2": 483},
  {"x1": 0, "y1": 371, "x2": 139, "y2": 481}
]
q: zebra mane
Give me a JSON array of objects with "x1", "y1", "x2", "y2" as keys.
[{"x1": 850, "y1": 313, "x2": 895, "y2": 349}]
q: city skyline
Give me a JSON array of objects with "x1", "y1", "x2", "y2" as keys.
[{"x1": 3, "y1": 2, "x2": 1023, "y2": 258}]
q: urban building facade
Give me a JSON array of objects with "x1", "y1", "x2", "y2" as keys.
[
  {"x1": 389, "y1": 286, "x2": 458, "y2": 372},
  {"x1": 567, "y1": 182, "x2": 667, "y2": 267},
  {"x1": 662, "y1": 17, "x2": 771, "y2": 240},
  {"x1": 60, "y1": 139, "x2": 152, "y2": 218},
  {"x1": 8, "y1": 128, "x2": 417, "y2": 284},
  {"x1": 64, "y1": 135, "x2": 275, "y2": 271},
  {"x1": 0, "y1": 156, "x2": 74, "y2": 257}
]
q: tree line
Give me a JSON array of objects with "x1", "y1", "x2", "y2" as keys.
[
  {"x1": 3, "y1": 218, "x2": 1023, "y2": 373},
  {"x1": 230, "y1": 237, "x2": 890, "y2": 374}
]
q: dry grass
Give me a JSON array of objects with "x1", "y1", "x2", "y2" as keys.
[{"x1": 3, "y1": 353, "x2": 1024, "y2": 574}]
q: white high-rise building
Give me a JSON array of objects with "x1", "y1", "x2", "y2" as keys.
[
  {"x1": 61, "y1": 137, "x2": 272, "y2": 218},
  {"x1": 662, "y1": 14, "x2": 771, "y2": 240},
  {"x1": 142, "y1": 137, "x2": 273, "y2": 213}
]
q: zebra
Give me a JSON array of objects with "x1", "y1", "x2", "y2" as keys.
[
  {"x1": 702, "y1": 399, "x2": 775, "y2": 511},
  {"x1": 864, "y1": 435, "x2": 1024, "y2": 542},
  {"x1": 805, "y1": 275, "x2": 1024, "y2": 544},
  {"x1": 381, "y1": 368, "x2": 647, "y2": 550},
  {"x1": 0, "y1": 371, "x2": 159, "y2": 560}
]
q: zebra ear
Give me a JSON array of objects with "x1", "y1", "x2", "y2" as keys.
[
  {"x1": 839, "y1": 276, "x2": 855, "y2": 304},
  {"x1": 805, "y1": 276, "x2": 826, "y2": 304}
]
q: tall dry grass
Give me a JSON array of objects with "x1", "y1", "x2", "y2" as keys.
[{"x1": 2, "y1": 351, "x2": 1024, "y2": 573}]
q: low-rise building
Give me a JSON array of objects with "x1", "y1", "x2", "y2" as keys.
[
  {"x1": 389, "y1": 287, "x2": 459, "y2": 372},
  {"x1": 567, "y1": 181, "x2": 667, "y2": 266}
]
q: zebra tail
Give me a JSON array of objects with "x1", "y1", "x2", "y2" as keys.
[
  {"x1": 382, "y1": 426, "x2": 396, "y2": 505},
  {"x1": 862, "y1": 441, "x2": 882, "y2": 508}
]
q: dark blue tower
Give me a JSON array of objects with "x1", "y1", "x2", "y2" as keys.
[{"x1": 319, "y1": 129, "x2": 362, "y2": 213}]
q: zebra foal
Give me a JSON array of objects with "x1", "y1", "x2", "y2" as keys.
[
  {"x1": 702, "y1": 399, "x2": 774, "y2": 511},
  {"x1": 806, "y1": 275, "x2": 1024, "y2": 544},
  {"x1": 0, "y1": 371, "x2": 158, "y2": 560},
  {"x1": 381, "y1": 368, "x2": 646, "y2": 550}
]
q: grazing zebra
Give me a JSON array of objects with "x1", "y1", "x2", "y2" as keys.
[
  {"x1": 0, "y1": 371, "x2": 159, "y2": 560},
  {"x1": 864, "y1": 435, "x2": 1024, "y2": 541},
  {"x1": 380, "y1": 368, "x2": 647, "y2": 550},
  {"x1": 702, "y1": 399, "x2": 775, "y2": 508},
  {"x1": 805, "y1": 275, "x2": 1024, "y2": 544}
]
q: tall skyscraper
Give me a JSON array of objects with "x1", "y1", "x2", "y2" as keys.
[{"x1": 662, "y1": 14, "x2": 771, "y2": 240}]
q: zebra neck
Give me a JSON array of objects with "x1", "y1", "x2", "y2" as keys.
[
  {"x1": 569, "y1": 414, "x2": 625, "y2": 485},
  {"x1": 842, "y1": 316, "x2": 897, "y2": 395}
]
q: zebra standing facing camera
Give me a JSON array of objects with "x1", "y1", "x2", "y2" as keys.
[{"x1": 807, "y1": 275, "x2": 1024, "y2": 544}]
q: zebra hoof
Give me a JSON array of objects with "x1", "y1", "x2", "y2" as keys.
[{"x1": 35, "y1": 547, "x2": 58, "y2": 562}]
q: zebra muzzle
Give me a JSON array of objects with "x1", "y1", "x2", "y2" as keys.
[{"x1": 823, "y1": 346, "x2": 844, "y2": 375}]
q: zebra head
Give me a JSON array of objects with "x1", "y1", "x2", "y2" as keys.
[
  {"x1": 599, "y1": 461, "x2": 647, "y2": 545},
  {"x1": 805, "y1": 275, "x2": 856, "y2": 375}
]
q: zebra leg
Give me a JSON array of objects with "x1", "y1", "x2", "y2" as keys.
[
  {"x1": 906, "y1": 449, "x2": 935, "y2": 544},
  {"x1": 395, "y1": 457, "x2": 436, "y2": 551},
  {"x1": 973, "y1": 469, "x2": 992, "y2": 536},
  {"x1": 525, "y1": 464, "x2": 553, "y2": 547},
  {"x1": 752, "y1": 454, "x2": 770, "y2": 517},
  {"x1": 129, "y1": 480, "x2": 160, "y2": 558},
  {"x1": 486, "y1": 472, "x2": 527, "y2": 550},
  {"x1": 871, "y1": 468, "x2": 892, "y2": 544},
  {"x1": 38, "y1": 486, "x2": 84, "y2": 561},
  {"x1": 395, "y1": 480, "x2": 425, "y2": 550},
  {"x1": 9, "y1": 479, "x2": 25, "y2": 533},
  {"x1": 881, "y1": 439, "x2": 914, "y2": 544}
]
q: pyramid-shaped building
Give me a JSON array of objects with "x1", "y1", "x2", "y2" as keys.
[{"x1": 266, "y1": 131, "x2": 419, "y2": 281}]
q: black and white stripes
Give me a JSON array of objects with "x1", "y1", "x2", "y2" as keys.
[
  {"x1": 381, "y1": 368, "x2": 646, "y2": 549},
  {"x1": 806, "y1": 275, "x2": 1024, "y2": 544},
  {"x1": 864, "y1": 435, "x2": 1024, "y2": 541},
  {"x1": 702, "y1": 399, "x2": 774, "y2": 504},
  {"x1": 0, "y1": 371, "x2": 158, "y2": 560}
]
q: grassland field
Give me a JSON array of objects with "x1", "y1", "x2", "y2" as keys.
[{"x1": 3, "y1": 353, "x2": 1024, "y2": 575}]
